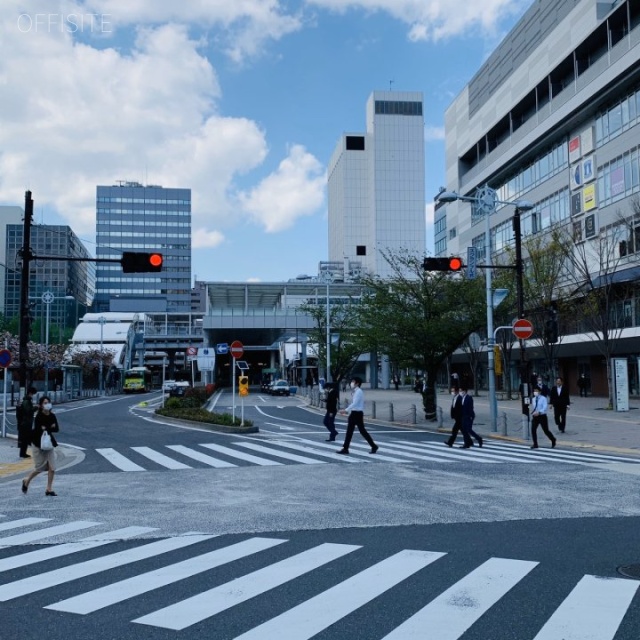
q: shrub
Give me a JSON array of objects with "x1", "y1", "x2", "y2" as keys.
[{"x1": 156, "y1": 406, "x2": 253, "y2": 427}]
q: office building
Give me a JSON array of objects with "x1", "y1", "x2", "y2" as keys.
[
  {"x1": 328, "y1": 91, "x2": 426, "y2": 279},
  {"x1": 441, "y1": 0, "x2": 640, "y2": 393},
  {"x1": 0, "y1": 205, "x2": 23, "y2": 316},
  {"x1": 95, "y1": 181, "x2": 191, "y2": 313},
  {"x1": 4, "y1": 224, "x2": 94, "y2": 340}
]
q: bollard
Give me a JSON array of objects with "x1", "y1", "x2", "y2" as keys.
[
  {"x1": 410, "y1": 404, "x2": 417, "y2": 424},
  {"x1": 389, "y1": 402, "x2": 394, "y2": 422},
  {"x1": 500, "y1": 411, "x2": 508, "y2": 436},
  {"x1": 436, "y1": 406, "x2": 443, "y2": 428},
  {"x1": 371, "y1": 401, "x2": 376, "y2": 419}
]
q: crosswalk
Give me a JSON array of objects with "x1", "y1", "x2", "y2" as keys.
[
  {"x1": 0, "y1": 515, "x2": 637, "y2": 638},
  {"x1": 88, "y1": 436, "x2": 640, "y2": 473}
]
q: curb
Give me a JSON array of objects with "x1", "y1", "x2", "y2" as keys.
[{"x1": 152, "y1": 414, "x2": 259, "y2": 434}]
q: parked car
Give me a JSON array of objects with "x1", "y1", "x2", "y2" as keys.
[
  {"x1": 163, "y1": 380, "x2": 189, "y2": 393},
  {"x1": 269, "y1": 379, "x2": 291, "y2": 396}
]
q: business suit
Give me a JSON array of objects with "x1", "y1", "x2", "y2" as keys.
[
  {"x1": 445, "y1": 391, "x2": 465, "y2": 447},
  {"x1": 323, "y1": 385, "x2": 339, "y2": 441},
  {"x1": 549, "y1": 382, "x2": 570, "y2": 432},
  {"x1": 460, "y1": 392, "x2": 482, "y2": 448}
]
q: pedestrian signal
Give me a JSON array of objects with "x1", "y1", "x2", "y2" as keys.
[
  {"x1": 239, "y1": 375, "x2": 249, "y2": 396},
  {"x1": 422, "y1": 257, "x2": 464, "y2": 272},
  {"x1": 121, "y1": 252, "x2": 163, "y2": 273}
]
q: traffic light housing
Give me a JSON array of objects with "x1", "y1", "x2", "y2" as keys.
[
  {"x1": 545, "y1": 319, "x2": 559, "y2": 344},
  {"x1": 422, "y1": 257, "x2": 464, "y2": 272},
  {"x1": 239, "y1": 375, "x2": 249, "y2": 396},
  {"x1": 121, "y1": 252, "x2": 163, "y2": 273}
]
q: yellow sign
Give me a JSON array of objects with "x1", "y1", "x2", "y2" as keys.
[
  {"x1": 494, "y1": 346, "x2": 503, "y2": 376},
  {"x1": 583, "y1": 183, "x2": 596, "y2": 211}
]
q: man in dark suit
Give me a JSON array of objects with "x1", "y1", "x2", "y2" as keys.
[
  {"x1": 445, "y1": 387, "x2": 465, "y2": 447},
  {"x1": 549, "y1": 376, "x2": 571, "y2": 433},
  {"x1": 323, "y1": 383, "x2": 339, "y2": 441},
  {"x1": 459, "y1": 385, "x2": 483, "y2": 448}
]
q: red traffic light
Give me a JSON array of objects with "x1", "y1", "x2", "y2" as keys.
[
  {"x1": 449, "y1": 257, "x2": 463, "y2": 271},
  {"x1": 121, "y1": 251, "x2": 163, "y2": 273},
  {"x1": 423, "y1": 257, "x2": 464, "y2": 272}
]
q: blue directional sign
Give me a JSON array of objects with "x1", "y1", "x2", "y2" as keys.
[
  {"x1": 216, "y1": 343, "x2": 229, "y2": 355},
  {"x1": 0, "y1": 349, "x2": 11, "y2": 368}
]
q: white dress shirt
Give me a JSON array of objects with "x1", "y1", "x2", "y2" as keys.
[{"x1": 345, "y1": 386, "x2": 364, "y2": 412}]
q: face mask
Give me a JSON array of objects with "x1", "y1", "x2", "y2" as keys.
[
  {"x1": 43, "y1": 403, "x2": 52, "y2": 411},
  {"x1": 533, "y1": 392, "x2": 539, "y2": 397},
  {"x1": 451, "y1": 391, "x2": 456, "y2": 396},
  {"x1": 350, "y1": 382, "x2": 356, "y2": 389}
]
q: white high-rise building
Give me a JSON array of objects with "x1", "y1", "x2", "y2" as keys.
[{"x1": 328, "y1": 91, "x2": 426, "y2": 279}]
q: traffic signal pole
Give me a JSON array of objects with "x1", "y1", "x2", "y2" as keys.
[{"x1": 18, "y1": 191, "x2": 34, "y2": 396}]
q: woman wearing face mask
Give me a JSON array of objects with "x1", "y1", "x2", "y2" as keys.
[{"x1": 21, "y1": 396, "x2": 60, "y2": 496}]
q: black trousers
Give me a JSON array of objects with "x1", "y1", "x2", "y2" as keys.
[
  {"x1": 323, "y1": 412, "x2": 338, "y2": 438},
  {"x1": 342, "y1": 411, "x2": 375, "y2": 450},
  {"x1": 531, "y1": 414, "x2": 555, "y2": 446},
  {"x1": 553, "y1": 406, "x2": 567, "y2": 431},
  {"x1": 18, "y1": 425, "x2": 31, "y2": 456}
]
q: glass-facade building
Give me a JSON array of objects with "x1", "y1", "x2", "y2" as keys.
[
  {"x1": 328, "y1": 91, "x2": 426, "y2": 279},
  {"x1": 4, "y1": 224, "x2": 94, "y2": 340},
  {"x1": 95, "y1": 182, "x2": 192, "y2": 313}
]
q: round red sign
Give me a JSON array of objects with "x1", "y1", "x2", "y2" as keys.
[
  {"x1": 512, "y1": 318, "x2": 534, "y2": 340},
  {"x1": 230, "y1": 340, "x2": 244, "y2": 358}
]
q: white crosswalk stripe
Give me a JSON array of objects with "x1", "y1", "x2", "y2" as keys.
[
  {"x1": 0, "y1": 517, "x2": 638, "y2": 638},
  {"x1": 87, "y1": 437, "x2": 640, "y2": 472}
]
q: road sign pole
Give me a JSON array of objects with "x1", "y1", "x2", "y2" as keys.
[{"x1": 232, "y1": 357, "x2": 236, "y2": 423}]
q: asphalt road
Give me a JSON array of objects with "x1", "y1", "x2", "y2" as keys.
[{"x1": 0, "y1": 391, "x2": 639, "y2": 639}]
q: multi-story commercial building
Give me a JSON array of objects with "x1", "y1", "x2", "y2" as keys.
[
  {"x1": 328, "y1": 91, "x2": 426, "y2": 279},
  {"x1": 440, "y1": 0, "x2": 640, "y2": 394},
  {"x1": 95, "y1": 181, "x2": 192, "y2": 313},
  {"x1": 4, "y1": 223, "x2": 94, "y2": 341},
  {"x1": 0, "y1": 205, "x2": 23, "y2": 316}
]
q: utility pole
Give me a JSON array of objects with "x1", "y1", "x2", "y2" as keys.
[{"x1": 18, "y1": 191, "x2": 34, "y2": 397}]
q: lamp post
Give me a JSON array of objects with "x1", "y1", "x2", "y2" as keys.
[
  {"x1": 435, "y1": 187, "x2": 533, "y2": 432},
  {"x1": 31, "y1": 292, "x2": 75, "y2": 394},
  {"x1": 98, "y1": 316, "x2": 107, "y2": 394},
  {"x1": 319, "y1": 272, "x2": 333, "y2": 383}
]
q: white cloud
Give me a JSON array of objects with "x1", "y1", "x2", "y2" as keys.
[
  {"x1": 239, "y1": 145, "x2": 326, "y2": 233},
  {"x1": 0, "y1": 7, "x2": 325, "y2": 245},
  {"x1": 306, "y1": 0, "x2": 530, "y2": 41},
  {"x1": 424, "y1": 125, "x2": 445, "y2": 142},
  {"x1": 192, "y1": 228, "x2": 225, "y2": 249}
]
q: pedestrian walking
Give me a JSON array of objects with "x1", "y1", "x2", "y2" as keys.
[
  {"x1": 536, "y1": 375, "x2": 550, "y2": 397},
  {"x1": 337, "y1": 377, "x2": 378, "y2": 455},
  {"x1": 18, "y1": 386, "x2": 38, "y2": 459},
  {"x1": 459, "y1": 385, "x2": 482, "y2": 448},
  {"x1": 323, "y1": 382, "x2": 339, "y2": 441},
  {"x1": 21, "y1": 396, "x2": 60, "y2": 497},
  {"x1": 530, "y1": 387, "x2": 557, "y2": 449},
  {"x1": 445, "y1": 386, "x2": 467, "y2": 447},
  {"x1": 549, "y1": 376, "x2": 571, "y2": 433},
  {"x1": 577, "y1": 373, "x2": 589, "y2": 397}
]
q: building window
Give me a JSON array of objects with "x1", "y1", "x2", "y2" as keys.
[
  {"x1": 346, "y1": 136, "x2": 365, "y2": 151},
  {"x1": 356, "y1": 245, "x2": 366, "y2": 256}
]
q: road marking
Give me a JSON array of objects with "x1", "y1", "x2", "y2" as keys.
[
  {"x1": 200, "y1": 443, "x2": 283, "y2": 466},
  {"x1": 96, "y1": 448, "x2": 145, "y2": 471},
  {"x1": 233, "y1": 442, "x2": 326, "y2": 464},
  {"x1": 382, "y1": 557, "x2": 538, "y2": 639},
  {"x1": 267, "y1": 440, "x2": 363, "y2": 463},
  {"x1": 234, "y1": 549, "x2": 446, "y2": 640},
  {"x1": 412, "y1": 442, "x2": 540, "y2": 463},
  {"x1": 0, "y1": 518, "x2": 49, "y2": 533},
  {"x1": 0, "y1": 527, "x2": 158, "y2": 573},
  {"x1": 134, "y1": 543, "x2": 361, "y2": 630},
  {"x1": 0, "y1": 520, "x2": 100, "y2": 547},
  {"x1": 165, "y1": 445, "x2": 237, "y2": 468},
  {"x1": 131, "y1": 446, "x2": 192, "y2": 469},
  {"x1": 532, "y1": 574, "x2": 640, "y2": 640},
  {"x1": 0, "y1": 533, "x2": 216, "y2": 601},
  {"x1": 47, "y1": 537, "x2": 287, "y2": 615}
]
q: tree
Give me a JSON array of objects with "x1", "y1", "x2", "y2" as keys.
[
  {"x1": 298, "y1": 295, "x2": 367, "y2": 385},
  {"x1": 356, "y1": 251, "x2": 486, "y2": 420},
  {"x1": 554, "y1": 207, "x2": 640, "y2": 407}
]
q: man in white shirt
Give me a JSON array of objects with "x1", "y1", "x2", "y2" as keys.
[
  {"x1": 530, "y1": 387, "x2": 557, "y2": 449},
  {"x1": 337, "y1": 377, "x2": 378, "y2": 455}
]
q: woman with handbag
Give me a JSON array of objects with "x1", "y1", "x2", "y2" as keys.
[{"x1": 21, "y1": 396, "x2": 59, "y2": 497}]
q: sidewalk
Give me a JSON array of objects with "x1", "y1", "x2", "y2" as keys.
[{"x1": 346, "y1": 386, "x2": 640, "y2": 455}]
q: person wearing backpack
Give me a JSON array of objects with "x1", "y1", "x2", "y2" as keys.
[
  {"x1": 18, "y1": 386, "x2": 38, "y2": 458},
  {"x1": 21, "y1": 396, "x2": 60, "y2": 497}
]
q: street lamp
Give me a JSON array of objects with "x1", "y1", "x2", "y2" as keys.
[
  {"x1": 30, "y1": 292, "x2": 75, "y2": 393},
  {"x1": 98, "y1": 316, "x2": 107, "y2": 394},
  {"x1": 435, "y1": 186, "x2": 533, "y2": 432},
  {"x1": 319, "y1": 271, "x2": 333, "y2": 383}
]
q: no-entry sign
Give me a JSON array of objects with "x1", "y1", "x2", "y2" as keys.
[
  {"x1": 512, "y1": 318, "x2": 534, "y2": 340},
  {"x1": 230, "y1": 340, "x2": 244, "y2": 359}
]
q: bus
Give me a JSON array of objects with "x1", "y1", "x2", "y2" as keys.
[{"x1": 123, "y1": 367, "x2": 152, "y2": 393}]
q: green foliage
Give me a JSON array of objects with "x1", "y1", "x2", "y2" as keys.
[
  {"x1": 355, "y1": 250, "x2": 486, "y2": 419},
  {"x1": 156, "y1": 406, "x2": 253, "y2": 427}
]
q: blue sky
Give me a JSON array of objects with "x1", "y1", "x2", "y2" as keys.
[{"x1": 0, "y1": 0, "x2": 532, "y2": 282}]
